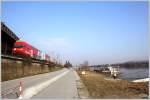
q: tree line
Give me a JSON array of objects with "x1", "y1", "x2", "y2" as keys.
[{"x1": 90, "y1": 61, "x2": 149, "y2": 69}]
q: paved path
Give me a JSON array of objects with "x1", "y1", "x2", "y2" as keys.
[
  {"x1": 32, "y1": 69, "x2": 78, "y2": 99},
  {"x1": 1, "y1": 68, "x2": 79, "y2": 99}
]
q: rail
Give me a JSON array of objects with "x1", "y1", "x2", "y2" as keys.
[
  {"x1": 1, "y1": 54, "x2": 23, "y2": 60},
  {"x1": 1, "y1": 54, "x2": 51, "y2": 65}
]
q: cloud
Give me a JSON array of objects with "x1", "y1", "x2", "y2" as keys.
[
  {"x1": 47, "y1": 37, "x2": 69, "y2": 47},
  {"x1": 35, "y1": 37, "x2": 70, "y2": 52},
  {"x1": 32, "y1": 37, "x2": 74, "y2": 63}
]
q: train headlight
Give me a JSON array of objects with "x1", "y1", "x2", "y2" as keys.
[
  {"x1": 20, "y1": 48, "x2": 23, "y2": 50},
  {"x1": 13, "y1": 48, "x2": 16, "y2": 51}
]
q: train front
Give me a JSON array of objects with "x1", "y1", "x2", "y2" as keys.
[{"x1": 12, "y1": 41, "x2": 28, "y2": 57}]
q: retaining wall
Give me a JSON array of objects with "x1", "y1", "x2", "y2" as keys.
[{"x1": 1, "y1": 58, "x2": 56, "y2": 81}]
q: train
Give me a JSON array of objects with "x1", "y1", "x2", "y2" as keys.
[{"x1": 12, "y1": 40, "x2": 50, "y2": 62}]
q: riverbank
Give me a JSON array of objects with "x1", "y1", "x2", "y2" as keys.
[{"x1": 77, "y1": 70, "x2": 149, "y2": 99}]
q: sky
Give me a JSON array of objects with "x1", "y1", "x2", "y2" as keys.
[{"x1": 2, "y1": 1, "x2": 149, "y2": 65}]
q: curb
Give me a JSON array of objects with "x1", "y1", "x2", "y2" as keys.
[{"x1": 74, "y1": 71, "x2": 90, "y2": 99}]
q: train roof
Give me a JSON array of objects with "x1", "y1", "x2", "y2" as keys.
[
  {"x1": 15, "y1": 40, "x2": 39, "y2": 50},
  {"x1": 16, "y1": 40, "x2": 25, "y2": 42}
]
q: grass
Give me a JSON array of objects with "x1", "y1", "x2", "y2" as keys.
[{"x1": 77, "y1": 70, "x2": 149, "y2": 99}]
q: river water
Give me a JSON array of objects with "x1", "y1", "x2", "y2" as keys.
[{"x1": 118, "y1": 68, "x2": 149, "y2": 81}]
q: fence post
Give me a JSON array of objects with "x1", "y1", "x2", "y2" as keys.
[{"x1": 18, "y1": 81, "x2": 23, "y2": 99}]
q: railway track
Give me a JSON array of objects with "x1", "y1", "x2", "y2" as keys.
[
  {"x1": 1, "y1": 54, "x2": 51, "y2": 65},
  {"x1": 1, "y1": 54, "x2": 23, "y2": 60}
]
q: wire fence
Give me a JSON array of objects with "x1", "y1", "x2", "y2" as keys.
[{"x1": 1, "y1": 81, "x2": 23, "y2": 99}]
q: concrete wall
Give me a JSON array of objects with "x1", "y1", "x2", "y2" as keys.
[{"x1": 1, "y1": 58, "x2": 55, "y2": 81}]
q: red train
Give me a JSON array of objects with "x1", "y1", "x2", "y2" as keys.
[{"x1": 12, "y1": 40, "x2": 50, "y2": 62}]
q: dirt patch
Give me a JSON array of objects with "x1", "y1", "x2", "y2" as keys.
[
  {"x1": 77, "y1": 70, "x2": 149, "y2": 99},
  {"x1": 129, "y1": 82, "x2": 149, "y2": 95}
]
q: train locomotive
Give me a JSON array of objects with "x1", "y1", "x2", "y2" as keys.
[{"x1": 12, "y1": 40, "x2": 50, "y2": 62}]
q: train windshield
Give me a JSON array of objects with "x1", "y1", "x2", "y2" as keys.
[{"x1": 14, "y1": 44, "x2": 25, "y2": 48}]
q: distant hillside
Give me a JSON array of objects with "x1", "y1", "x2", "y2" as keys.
[
  {"x1": 112, "y1": 61, "x2": 149, "y2": 69},
  {"x1": 90, "y1": 61, "x2": 149, "y2": 69}
]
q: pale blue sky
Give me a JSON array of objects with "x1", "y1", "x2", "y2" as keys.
[{"x1": 2, "y1": 1, "x2": 149, "y2": 65}]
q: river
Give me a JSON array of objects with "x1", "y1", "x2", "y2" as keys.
[{"x1": 118, "y1": 67, "x2": 149, "y2": 81}]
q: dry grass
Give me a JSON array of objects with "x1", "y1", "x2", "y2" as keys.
[{"x1": 77, "y1": 70, "x2": 149, "y2": 99}]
